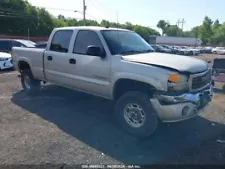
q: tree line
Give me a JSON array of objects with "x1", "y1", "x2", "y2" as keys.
[
  {"x1": 157, "y1": 17, "x2": 225, "y2": 46},
  {"x1": 0, "y1": 0, "x2": 224, "y2": 45}
]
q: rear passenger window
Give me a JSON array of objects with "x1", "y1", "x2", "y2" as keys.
[
  {"x1": 12, "y1": 41, "x2": 24, "y2": 47},
  {"x1": 50, "y1": 30, "x2": 73, "y2": 53},
  {"x1": 73, "y1": 30, "x2": 103, "y2": 54},
  {"x1": 0, "y1": 41, "x2": 11, "y2": 51}
]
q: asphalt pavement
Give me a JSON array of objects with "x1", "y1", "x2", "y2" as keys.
[{"x1": 0, "y1": 69, "x2": 225, "y2": 165}]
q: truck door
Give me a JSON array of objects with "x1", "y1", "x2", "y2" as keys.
[
  {"x1": 44, "y1": 30, "x2": 73, "y2": 85},
  {"x1": 68, "y1": 30, "x2": 111, "y2": 98}
]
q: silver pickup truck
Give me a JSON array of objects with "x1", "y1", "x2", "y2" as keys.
[{"x1": 12, "y1": 26, "x2": 213, "y2": 138}]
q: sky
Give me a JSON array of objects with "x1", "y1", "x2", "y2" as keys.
[{"x1": 27, "y1": 0, "x2": 223, "y2": 33}]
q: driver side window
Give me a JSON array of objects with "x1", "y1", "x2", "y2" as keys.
[{"x1": 73, "y1": 30, "x2": 104, "y2": 55}]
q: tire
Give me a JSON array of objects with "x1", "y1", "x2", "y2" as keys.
[
  {"x1": 190, "y1": 51, "x2": 194, "y2": 55},
  {"x1": 213, "y1": 51, "x2": 217, "y2": 54},
  {"x1": 115, "y1": 91, "x2": 158, "y2": 138},
  {"x1": 21, "y1": 69, "x2": 40, "y2": 94},
  {"x1": 180, "y1": 52, "x2": 184, "y2": 55}
]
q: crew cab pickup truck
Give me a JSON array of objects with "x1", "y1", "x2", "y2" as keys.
[{"x1": 12, "y1": 26, "x2": 213, "y2": 138}]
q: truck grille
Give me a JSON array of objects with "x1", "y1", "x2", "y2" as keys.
[{"x1": 191, "y1": 70, "x2": 211, "y2": 90}]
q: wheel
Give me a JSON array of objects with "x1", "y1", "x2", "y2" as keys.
[
  {"x1": 213, "y1": 51, "x2": 217, "y2": 54},
  {"x1": 190, "y1": 51, "x2": 194, "y2": 55},
  {"x1": 21, "y1": 69, "x2": 40, "y2": 94},
  {"x1": 115, "y1": 91, "x2": 158, "y2": 138}
]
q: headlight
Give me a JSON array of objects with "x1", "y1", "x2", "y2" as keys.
[{"x1": 168, "y1": 74, "x2": 189, "y2": 91}]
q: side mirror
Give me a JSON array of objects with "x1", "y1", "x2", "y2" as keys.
[
  {"x1": 86, "y1": 46, "x2": 106, "y2": 58},
  {"x1": 207, "y1": 61, "x2": 211, "y2": 63}
]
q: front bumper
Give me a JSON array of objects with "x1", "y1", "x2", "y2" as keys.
[{"x1": 150, "y1": 85, "x2": 213, "y2": 122}]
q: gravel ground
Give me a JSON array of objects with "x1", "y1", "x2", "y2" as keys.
[{"x1": 0, "y1": 54, "x2": 225, "y2": 165}]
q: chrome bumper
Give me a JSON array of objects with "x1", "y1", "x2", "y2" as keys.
[{"x1": 150, "y1": 86, "x2": 213, "y2": 122}]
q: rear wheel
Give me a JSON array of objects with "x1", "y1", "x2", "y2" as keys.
[
  {"x1": 115, "y1": 91, "x2": 158, "y2": 138},
  {"x1": 21, "y1": 69, "x2": 40, "y2": 94}
]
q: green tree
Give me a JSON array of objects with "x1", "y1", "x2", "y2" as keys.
[
  {"x1": 157, "y1": 20, "x2": 168, "y2": 35},
  {"x1": 166, "y1": 25, "x2": 182, "y2": 36}
]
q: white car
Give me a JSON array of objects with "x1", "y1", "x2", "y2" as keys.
[
  {"x1": 0, "y1": 52, "x2": 13, "y2": 70},
  {"x1": 175, "y1": 46, "x2": 190, "y2": 55},
  {"x1": 212, "y1": 47, "x2": 225, "y2": 55},
  {"x1": 187, "y1": 47, "x2": 201, "y2": 55}
]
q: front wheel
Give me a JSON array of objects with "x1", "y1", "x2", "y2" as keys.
[
  {"x1": 115, "y1": 91, "x2": 158, "y2": 138},
  {"x1": 21, "y1": 69, "x2": 40, "y2": 94}
]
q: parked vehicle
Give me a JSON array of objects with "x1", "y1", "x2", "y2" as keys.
[
  {"x1": 35, "y1": 41, "x2": 47, "y2": 49},
  {"x1": 161, "y1": 45, "x2": 179, "y2": 54},
  {"x1": 212, "y1": 47, "x2": 225, "y2": 54},
  {"x1": 0, "y1": 39, "x2": 35, "y2": 53},
  {"x1": 204, "y1": 46, "x2": 213, "y2": 54},
  {"x1": 174, "y1": 46, "x2": 190, "y2": 55},
  {"x1": 185, "y1": 46, "x2": 201, "y2": 56},
  {"x1": 0, "y1": 52, "x2": 13, "y2": 70},
  {"x1": 195, "y1": 46, "x2": 204, "y2": 53},
  {"x1": 212, "y1": 58, "x2": 225, "y2": 90},
  {"x1": 12, "y1": 26, "x2": 213, "y2": 138},
  {"x1": 149, "y1": 36, "x2": 203, "y2": 46},
  {"x1": 151, "y1": 45, "x2": 172, "y2": 53}
]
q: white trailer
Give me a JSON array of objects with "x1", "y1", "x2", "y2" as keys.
[{"x1": 149, "y1": 36, "x2": 203, "y2": 46}]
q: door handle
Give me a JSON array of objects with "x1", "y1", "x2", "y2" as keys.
[
  {"x1": 69, "y1": 58, "x2": 76, "y2": 64},
  {"x1": 47, "y1": 56, "x2": 53, "y2": 61}
]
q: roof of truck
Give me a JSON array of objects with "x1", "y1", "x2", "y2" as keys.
[{"x1": 54, "y1": 26, "x2": 131, "y2": 32}]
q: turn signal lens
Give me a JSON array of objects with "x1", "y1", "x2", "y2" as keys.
[{"x1": 168, "y1": 74, "x2": 179, "y2": 83}]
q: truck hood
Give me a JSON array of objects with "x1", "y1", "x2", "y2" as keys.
[{"x1": 122, "y1": 53, "x2": 208, "y2": 74}]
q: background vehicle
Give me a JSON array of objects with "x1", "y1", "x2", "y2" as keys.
[
  {"x1": 185, "y1": 46, "x2": 200, "y2": 55},
  {"x1": 12, "y1": 26, "x2": 213, "y2": 138},
  {"x1": 204, "y1": 46, "x2": 213, "y2": 53},
  {"x1": 149, "y1": 36, "x2": 203, "y2": 46},
  {"x1": 161, "y1": 45, "x2": 179, "y2": 54},
  {"x1": 174, "y1": 46, "x2": 190, "y2": 55},
  {"x1": 0, "y1": 39, "x2": 35, "y2": 53},
  {"x1": 0, "y1": 52, "x2": 13, "y2": 70},
  {"x1": 212, "y1": 47, "x2": 225, "y2": 54},
  {"x1": 151, "y1": 45, "x2": 172, "y2": 53},
  {"x1": 35, "y1": 41, "x2": 47, "y2": 48},
  {"x1": 195, "y1": 46, "x2": 204, "y2": 53}
]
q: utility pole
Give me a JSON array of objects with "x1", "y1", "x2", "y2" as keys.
[
  {"x1": 176, "y1": 19, "x2": 180, "y2": 36},
  {"x1": 27, "y1": 28, "x2": 30, "y2": 40},
  {"x1": 83, "y1": 0, "x2": 86, "y2": 25},
  {"x1": 180, "y1": 18, "x2": 185, "y2": 37}
]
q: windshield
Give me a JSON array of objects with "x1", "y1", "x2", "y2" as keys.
[
  {"x1": 101, "y1": 30, "x2": 154, "y2": 55},
  {"x1": 163, "y1": 45, "x2": 171, "y2": 49},
  {"x1": 17, "y1": 40, "x2": 36, "y2": 47},
  {"x1": 157, "y1": 45, "x2": 165, "y2": 50}
]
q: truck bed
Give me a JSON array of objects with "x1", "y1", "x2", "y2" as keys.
[{"x1": 12, "y1": 47, "x2": 45, "y2": 79}]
